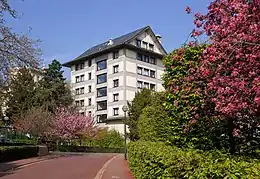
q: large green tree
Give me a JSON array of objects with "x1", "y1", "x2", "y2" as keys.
[
  {"x1": 5, "y1": 68, "x2": 37, "y2": 121},
  {"x1": 126, "y1": 88, "x2": 152, "y2": 141},
  {"x1": 35, "y1": 59, "x2": 73, "y2": 112},
  {"x1": 138, "y1": 92, "x2": 174, "y2": 143}
]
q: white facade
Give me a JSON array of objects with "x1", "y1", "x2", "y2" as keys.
[{"x1": 67, "y1": 26, "x2": 166, "y2": 134}]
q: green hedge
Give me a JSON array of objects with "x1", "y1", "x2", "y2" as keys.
[
  {"x1": 49, "y1": 145, "x2": 123, "y2": 153},
  {"x1": 0, "y1": 146, "x2": 39, "y2": 162},
  {"x1": 127, "y1": 141, "x2": 260, "y2": 179}
]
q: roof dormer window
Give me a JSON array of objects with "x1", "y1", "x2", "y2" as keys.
[
  {"x1": 136, "y1": 39, "x2": 141, "y2": 47},
  {"x1": 142, "y1": 41, "x2": 148, "y2": 49}
]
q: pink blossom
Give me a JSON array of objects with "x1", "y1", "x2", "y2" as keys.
[
  {"x1": 53, "y1": 107, "x2": 97, "y2": 139},
  {"x1": 254, "y1": 97, "x2": 260, "y2": 105},
  {"x1": 190, "y1": 119, "x2": 197, "y2": 125},
  {"x1": 194, "y1": 114, "x2": 200, "y2": 119},
  {"x1": 185, "y1": 6, "x2": 191, "y2": 14},
  {"x1": 189, "y1": 0, "x2": 260, "y2": 118},
  {"x1": 233, "y1": 128, "x2": 239, "y2": 137}
]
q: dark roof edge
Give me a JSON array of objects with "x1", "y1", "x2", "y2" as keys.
[
  {"x1": 62, "y1": 44, "x2": 124, "y2": 67},
  {"x1": 124, "y1": 25, "x2": 167, "y2": 55},
  {"x1": 123, "y1": 25, "x2": 150, "y2": 44},
  {"x1": 62, "y1": 44, "x2": 165, "y2": 67},
  {"x1": 62, "y1": 26, "x2": 149, "y2": 67}
]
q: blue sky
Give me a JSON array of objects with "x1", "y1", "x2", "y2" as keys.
[{"x1": 7, "y1": 0, "x2": 210, "y2": 79}]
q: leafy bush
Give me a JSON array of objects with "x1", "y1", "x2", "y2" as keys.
[
  {"x1": 50, "y1": 145, "x2": 123, "y2": 153},
  {"x1": 127, "y1": 141, "x2": 260, "y2": 179},
  {"x1": 0, "y1": 146, "x2": 39, "y2": 162},
  {"x1": 138, "y1": 92, "x2": 174, "y2": 143},
  {"x1": 60, "y1": 129, "x2": 124, "y2": 149},
  {"x1": 126, "y1": 88, "x2": 152, "y2": 141},
  {"x1": 89, "y1": 129, "x2": 124, "y2": 148}
]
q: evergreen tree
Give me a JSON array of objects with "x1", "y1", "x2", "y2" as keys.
[
  {"x1": 126, "y1": 88, "x2": 152, "y2": 141},
  {"x1": 35, "y1": 59, "x2": 73, "y2": 112},
  {"x1": 5, "y1": 68, "x2": 36, "y2": 121}
]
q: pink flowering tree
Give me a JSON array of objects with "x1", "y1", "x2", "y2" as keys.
[
  {"x1": 53, "y1": 107, "x2": 97, "y2": 141},
  {"x1": 186, "y1": 0, "x2": 260, "y2": 153}
]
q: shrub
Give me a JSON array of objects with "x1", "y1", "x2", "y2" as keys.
[
  {"x1": 127, "y1": 141, "x2": 260, "y2": 179},
  {"x1": 0, "y1": 146, "x2": 39, "y2": 162},
  {"x1": 126, "y1": 88, "x2": 152, "y2": 141},
  {"x1": 138, "y1": 92, "x2": 174, "y2": 143},
  {"x1": 50, "y1": 145, "x2": 123, "y2": 153},
  {"x1": 79, "y1": 129, "x2": 124, "y2": 148}
]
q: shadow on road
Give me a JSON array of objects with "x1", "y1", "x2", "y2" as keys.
[{"x1": 0, "y1": 162, "x2": 19, "y2": 178}]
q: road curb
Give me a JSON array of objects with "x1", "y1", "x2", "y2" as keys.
[{"x1": 1, "y1": 155, "x2": 62, "y2": 172}]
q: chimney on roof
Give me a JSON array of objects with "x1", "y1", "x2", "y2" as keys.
[
  {"x1": 156, "y1": 34, "x2": 162, "y2": 44},
  {"x1": 108, "y1": 39, "x2": 114, "y2": 45}
]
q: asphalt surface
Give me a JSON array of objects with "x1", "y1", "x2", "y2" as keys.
[{"x1": 0, "y1": 154, "x2": 116, "y2": 179}]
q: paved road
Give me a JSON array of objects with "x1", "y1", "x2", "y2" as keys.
[{"x1": 0, "y1": 154, "x2": 117, "y2": 179}]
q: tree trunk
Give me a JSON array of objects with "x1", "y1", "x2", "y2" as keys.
[{"x1": 227, "y1": 118, "x2": 236, "y2": 154}]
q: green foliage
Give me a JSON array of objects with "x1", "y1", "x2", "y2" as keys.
[
  {"x1": 73, "y1": 129, "x2": 124, "y2": 148},
  {"x1": 0, "y1": 146, "x2": 39, "y2": 162},
  {"x1": 138, "y1": 92, "x2": 174, "y2": 143},
  {"x1": 161, "y1": 44, "x2": 216, "y2": 149},
  {"x1": 126, "y1": 88, "x2": 152, "y2": 141},
  {"x1": 127, "y1": 141, "x2": 260, "y2": 179},
  {"x1": 5, "y1": 60, "x2": 73, "y2": 122},
  {"x1": 35, "y1": 59, "x2": 73, "y2": 112},
  {"x1": 5, "y1": 68, "x2": 37, "y2": 120},
  {"x1": 51, "y1": 145, "x2": 123, "y2": 153}
]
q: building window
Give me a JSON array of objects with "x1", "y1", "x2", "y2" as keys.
[
  {"x1": 88, "y1": 72, "x2": 91, "y2": 80},
  {"x1": 75, "y1": 100, "x2": 80, "y2": 106},
  {"x1": 136, "y1": 39, "x2": 141, "y2": 47},
  {"x1": 150, "y1": 84, "x2": 156, "y2": 91},
  {"x1": 97, "y1": 114, "x2": 107, "y2": 123},
  {"x1": 137, "y1": 81, "x2": 142, "y2": 89},
  {"x1": 97, "y1": 87, "x2": 107, "y2": 97},
  {"x1": 142, "y1": 41, "x2": 148, "y2": 49},
  {"x1": 150, "y1": 57, "x2": 155, "y2": 64},
  {"x1": 113, "y1": 79, "x2": 119, "y2": 87},
  {"x1": 88, "y1": 98, "x2": 91, "y2": 106},
  {"x1": 97, "y1": 101, "x2": 107, "y2": 111},
  {"x1": 76, "y1": 62, "x2": 84, "y2": 71},
  {"x1": 97, "y1": 60, "x2": 107, "y2": 71},
  {"x1": 80, "y1": 75, "x2": 84, "y2": 82},
  {"x1": 149, "y1": 44, "x2": 154, "y2": 51},
  {"x1": 137, "y1": 67, "x2": 142, "y2": 75},
  {"x1": 137, "y1": 53, "x2": 156, "y2": 65},
  {"x1": 113, "y1": 51, "x2": 119, "y2": 59},
  {"x1": 113, "y1": 108, "x2": 119, "y2": 116},
  {"x1": 88, "y1": 111, "x2": 92, "y2": 116},
  {"x1": 144, "y1": 55, "x2": 149, "y2": 63},
  {"x1": 88, "y1": 85, "x2": 91, "y2": 93},
  {"x1": 80, "y1": 100, "x2": 84, "y2": 107},
  {"x1": 144, "y1": 82, "x2": 149, "y2": 89},
  {"x1": 76, "y1": 76, "x2": 80, "y2": 83},
  {"x1": 97, "y1": 73, "x2": 107, "y2": 84},
  {"x1": 137, "y1": 53, "x2": 143, "y2": 61},
  {"x1": 113, "y1": 65, "x2": 119, "y2": 73},
  {"x1": 76, "y1": 88, "x2": 80, "y2": 95},
  {"x1": 88, "y1": 59, "x2": 92, "y2": 67},
  {"x1": 113, "y1": 93, "x2": 119, "y2": 102},
  {"x1": 80, "y1": 87, "x2": 84, "y2": 94},
  {"x1": 150, "y1": 70, "x2": 155, "y2": 78},
  {"x1": 144, "y1": 69, "x2": 149, "y2": 76}
]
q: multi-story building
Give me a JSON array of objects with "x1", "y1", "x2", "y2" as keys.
[{"x1": 63, "y1": 26, "x2": 167, "y2": 134}]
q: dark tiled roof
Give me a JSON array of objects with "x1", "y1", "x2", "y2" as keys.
[{"x1": 63, "y1": 26, "x2": 149, "y2": 66}]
